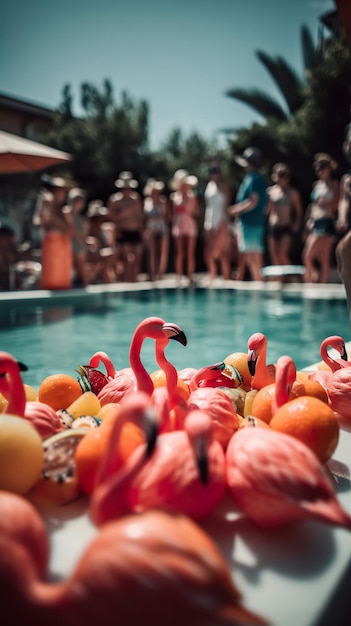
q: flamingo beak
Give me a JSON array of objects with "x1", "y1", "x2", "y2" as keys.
[
  {"x1": 210, "y1": 362, "x2": 226, "y2": 371},
  {"x1": 142, "y1": 406, "x2": 159, "y2": 457},
  {"x1": 18, "y1": 361, "x2": 28, "y2": 372},
  {"x1": 162, "y1": 323, "x2": 187, "y2": 346},
  {"x1": 340, "y1": 344, "x2": 348, "y2": 361},
  {"x1": 248, "y1": 350, "x2": 257, "y2": 376},
  {"x1": 194, "y1": 439, "x2": 209, "y2": 485}
]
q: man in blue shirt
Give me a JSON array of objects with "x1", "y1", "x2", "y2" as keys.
[{"x1": 229, "y1": 147, "x2": 267, "y2": 281}]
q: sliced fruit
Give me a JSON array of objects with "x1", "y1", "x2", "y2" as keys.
[
  {"x1": 72, "y1": 415, "x2": 101, "y2": 430},
  {"x1": 67, "y1": 391, "x2": 101, "y2": 419},
  {"x1": 30, "y1": 429, "x2": 88, "y2": 504}
]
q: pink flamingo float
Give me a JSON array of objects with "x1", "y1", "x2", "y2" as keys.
[
  {"x1": 247, "y1": 332, "x2": 276, "y2": 390},
  {"x1": 226, "y1": 427, "x2": 351, "y2": 529},
  {"x1": 0, "y1": 351, "x2": 62, "y2": 439},
  {"x1": 327, "y1": 366, "x2": 351, "y2": 420},
  {"x1": 90, "y1": 392, "x2": 227, "y2": 525},
  {"x1": 309, "y1": 335, "x2": 350, "y2": 390},
  {"x1": 153, "y1": 339, "x2": 240, "y2": 446},
  {"x1": 97, "y1": 317, "x2": 187, "y2": 405},
  {"x1": 188, "y1": 361, "x2": 243, "y2": 392},
  {"x1": 0, "y1": 490, "x2": 266, "y2": 626}
]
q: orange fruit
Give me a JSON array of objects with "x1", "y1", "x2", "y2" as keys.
[
  {"x1": 150, "y1": 369, "x2": 190, "y2": 402},
  {"x1": 223, "y1": 352, "x2": 252, "y2": 389},
  {"x1": 250, "y1": 383, "x2": 275, "y2": 424},
  {"x1": 38, "y1": 374, "x2": 83, "y2": 411},
  {"x1": 75, "y1": 404, "x2": 146, "y2": 495},
  {"x1": 290, "y1": 378, "x2": 328, "y2": 404},
  {"x1": 270, "y1": 396, "x2": 339, "y2": 463}
]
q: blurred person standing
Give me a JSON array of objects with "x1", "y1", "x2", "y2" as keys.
[
  {"x1": 33, "y1": 175, "x2": 72, "y2": 289},
  {"x1": 169, "y1": 169, "x2": 199, "y2": 283},
  {"x1": 64, "y1": 187, "x2": 95, "y2": 287},
  {"x1": 143, "y1": 178, "x2": 170, "y2": 280},
  {"x1": 266, "y1": 163, "x2": 303, "y2": 265},
  {"x1": 85, "y1": 200, "x2": 118, "y2": 284},
  {"x1": 108, "y1": 171, "x2": 144, "y2": 282},
  {"x1": 203, "y1": 161, "x2": 232, "y2": 281},
  {"x1": 302, "y1": 153, "x2": 339, "y2": 283},
  {"x1": 229, "y1": 148, "x2": 267, "y2": 281}
]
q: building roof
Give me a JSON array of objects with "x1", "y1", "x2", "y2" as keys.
[{"x1": 0, "y1": 92, "x2": 55, "y2": 119}]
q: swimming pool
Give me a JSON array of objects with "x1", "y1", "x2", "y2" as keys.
[{"x1": 1, "y1": 285, "x2": 350, "y2": 390}]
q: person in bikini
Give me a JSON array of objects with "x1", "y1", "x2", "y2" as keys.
[
  {"x1": 203, "y1": 161, "x2": 232, "y2": 281},
  {"x1": 266, "y1": 163, "x2": 303, "y2": 266},
  {"x1": 108, "y1": 171, "x2": 144, "y2": 282},
  {"x1": 169, "y1": 169, "x2": 199, "y2": 283},
  {"x1": 302, "y1": 153, "x2": 339, "y2": 283},
  {"x1": 143, "y1": 178, "x2": 170, "y2": 281}
]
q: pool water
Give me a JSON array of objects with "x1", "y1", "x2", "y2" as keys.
[{"x1": 0, "y1": 287, "x2": 350, "y2": 390}]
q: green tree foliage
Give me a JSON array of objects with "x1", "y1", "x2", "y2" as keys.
[
  {"x1": 40, "y1": 80, "x2": 151, "y2": 199},
  {"x1": 227, "y1": 33, "x2": 351, "y2": 208}
]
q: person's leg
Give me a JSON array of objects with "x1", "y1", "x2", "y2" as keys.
[
  {"x1": 147, "y1": 235, "x2": 157, "y2": 280},
  {"x1": 219, "y1": 249, "x2": 231, "y2": 280},
  {"x1": 174, "y1": 236, "x2": 184, "y2": 278},
  {"x1": 319, "y1": 237, "x2": 333, "y2": 284},
  {"x1": 159, "y1": 234, "x2": 169, "y2": 278},
  {"x1": 235, "y1": 252, "x2": 246, "y2": 281},
  {"x1": 302, "y1": 235, "x2": 316, "y2": 282},
  {"x1": 268, "y1": 236, "x2": 280, "y2": 265},
  {"x1": 247, "y1": 251, "x2": 264, "y2": 281},
  {"x1": 187, "y1": 236, "x2": 197, "y2": 278},
  {"x1": 277, "y1": 235, "x2": 293, "y2": 265}
]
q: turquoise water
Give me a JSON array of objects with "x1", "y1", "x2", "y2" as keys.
[{"x1": 0, "y1": 287, "x2": 350, "y2": 389}]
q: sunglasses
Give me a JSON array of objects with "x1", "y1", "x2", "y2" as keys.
[
  {"x1": 314, "y1": 162, "x2": 330, "y2": 171},
  {"x1": 209, "y1": 167, "x2": 220, "y2": 174},
  {"x1": 277, "y1": 171, "x2": 288, "y2": 178}
]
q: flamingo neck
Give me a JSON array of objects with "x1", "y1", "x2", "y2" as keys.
[
  {"x1": 155, "y1": 343, "x2": 181, "y2": 408},
  {"x1": 189, "y1": 366, "x2": 220, "y2": 392},
  {"x1": 0, "y1": 361, "x2": 26, "y2": 416},
  {"x1": 272, "y1": 361, "x2": 296, "y2": 413},
  {"x1": 320, "y1": 342, "x2": 348, "y2": 373},
  {"x1": 91, "y1": 395, "x2": 151, "y2": 525},
  {"x1": 252, "y1": 343, "x2": 269, "y2": 388},
  {"x1": 129, "y1": 333, "x2": 154, "y2": 395},
  {"x1": 89, "y1": 351, "x2": 116, "y2": 378}
]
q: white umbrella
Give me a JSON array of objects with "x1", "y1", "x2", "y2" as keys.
[{"x1": 0, "y1": 130, "x2": 72, "y2": 174}]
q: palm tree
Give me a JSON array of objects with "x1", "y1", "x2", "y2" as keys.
[{"x1": 225, "y1": 25, "x2": 321, "y2": 123}]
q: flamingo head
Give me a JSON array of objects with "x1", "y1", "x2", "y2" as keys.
[
  {"x1": 138, "y1": 317, "x2": 187, "y2": 346},
  {"x1": 118, "y1": 391, "x2": 159, "y2": 458},
  {"x1": 247, "y1": 332, "x2": 267, "y2": 376}
]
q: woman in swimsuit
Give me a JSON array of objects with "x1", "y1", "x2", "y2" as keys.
[
  {"x1": 169, "y1": 169, "x2": 199, "y2": 282},
  {"x1": 203, "y1": 162, "x2": 232, "y2": 281},
  {"x1": 108, "y1": 171, "x2": 144, "y2": 282},
  {"x1": 302, "y1": 153, "x2": 339, "y2": 283},
  {"x1": 143, "y1": 178, "x2": 170, "y2": 281},
  {"x1": 266, "y1": 163, "x2": 303, "y2": 266}
]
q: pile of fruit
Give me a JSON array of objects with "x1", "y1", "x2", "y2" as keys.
[{"x1": 1, "y1": 318, "x2": 351, "y2": 624}]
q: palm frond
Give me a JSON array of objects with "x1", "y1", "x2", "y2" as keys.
[
  {"x1": 225, "y1": 87, "x2": 288, "y2": 122},
  {"x1": 255, "y1": 51, "x2": 305, "y2": 114},
  {"x1": 301, "y1": 24, "x2": 324, "y2": 72}
]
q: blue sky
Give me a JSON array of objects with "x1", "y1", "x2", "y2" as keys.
[{"x1": 1, "y1": 0, "x2": 335, "y2": 148}]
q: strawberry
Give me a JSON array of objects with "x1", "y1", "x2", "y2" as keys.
[{"x1": 76, "y1": 365, "x2": 110, "y2": 395}]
